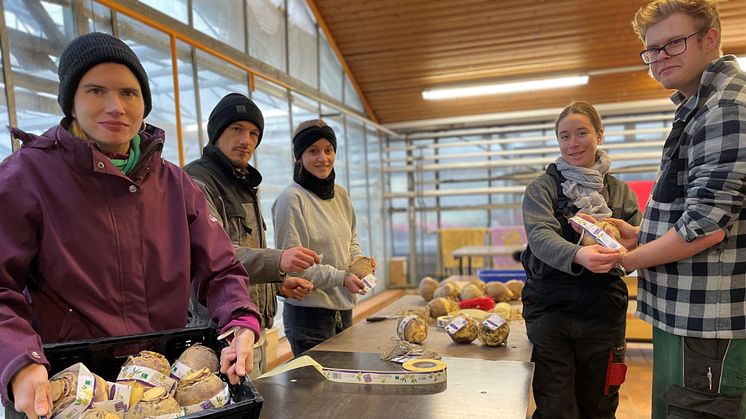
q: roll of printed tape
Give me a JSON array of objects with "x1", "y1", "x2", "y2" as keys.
[
  {"x1": 402, "y1": 359, "x2": 447, "y2": 373},
  {"x1": 259, "y1": 355, "x2": 446, "y2": 385}
]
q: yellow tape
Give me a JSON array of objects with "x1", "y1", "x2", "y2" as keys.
[
  {"x1": 258, "y1": 355, "x2": 446, "y2": 385},
  {"x1": 402, "y1": 359, "x2": 447, "y2": 373}
]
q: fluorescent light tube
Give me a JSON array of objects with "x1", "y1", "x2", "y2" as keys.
[{"x1": 422, "y1": 75, "x2": 589, "y2": 100}]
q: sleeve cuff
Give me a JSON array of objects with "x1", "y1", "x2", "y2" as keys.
[
  {"x1": 2, "y1": 351, "x2": 49, "y2": 406},
  {"x1": 220, "y1": 315, "x2": 261, "y2": 344},
  {"x1": 566, "y1": 247, "x2": 585, "y2": 275},
  {"x1": 675, "y1": 212, "x2": 725, "y2": 243},
  {"x1": 335, "y1": 270, "x2": 347, "y2": 288},
  {"x1": 271, "y1": 249, "x2": 286, "y2": 281}
]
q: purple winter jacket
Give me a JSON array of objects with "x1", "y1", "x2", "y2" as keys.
[{"x1": 0, "y1": 122, "x2": 260, "y2": 405}]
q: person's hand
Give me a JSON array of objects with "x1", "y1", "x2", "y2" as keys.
[
  {"x1": 10, "y1": 363, "x2": 51, "y2": 419},
  {"x1": 569, "y1": 212, "x2": 597, "y2": 235},
  {"x1": 573, "y1": 245, "x2": 621, "y2": 273},
  {"x1": 603, "y1": 218, "x2": 640, "y2": 250},
  {"x1": 219, "y1": 328, "x2": 255, "y2": 385},
  {"x1": 343, "y1": 273, "x2": 366, "y2": 295},
  {"x1": 280, "y1": 247, "x2": 321, "y2": 273},
  {"x1": 281, "y1": 276, "x2": 313, "y2": 300}
]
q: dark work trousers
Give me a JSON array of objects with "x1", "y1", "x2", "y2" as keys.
[
  {"x1": 653, "y1": 327, "x2": 746, "y2": 419},
  {"x1": 283, "y1": 303, "x2": 353, "y2": 357},
  {"x1": 522, "y1": 277, "x2": 628, "y2": 419},
  {"x1": 4, "y1": 406, "x2": 24, "y2": 418}
]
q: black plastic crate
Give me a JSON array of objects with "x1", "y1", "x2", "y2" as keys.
[{"x1": 38, "y1": 326, "x2": 263, "y2": 419}]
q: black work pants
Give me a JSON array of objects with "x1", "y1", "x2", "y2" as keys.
[
  {"x1": 523, "y1": 278, "x2": 628, "y2": 419},
  {"x1": 283, "y1": 303, "x2": 352, "y2": 357}
]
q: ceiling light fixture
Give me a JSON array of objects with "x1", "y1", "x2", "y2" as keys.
[{"x1": 422, "y1": 75, "x2": 589, "y2": 101}]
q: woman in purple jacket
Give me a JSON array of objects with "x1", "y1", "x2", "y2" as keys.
[{"x1": 0, "y1": 33, "x2": 261, "y2": 418}]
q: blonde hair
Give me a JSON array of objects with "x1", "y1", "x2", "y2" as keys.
[
  {"x1": 555, "y1": 101, "x2": 603, "y2": 137},
  {"x1": 69, "y1": 119, "x2": 89, "y2": 140},
  {"x1": 632, "y1": 0, "x2": 721, "y2": 48}
]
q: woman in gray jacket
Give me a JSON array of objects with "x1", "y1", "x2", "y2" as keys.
[
  {"x1": 520, "y1": 102, "x2": 641, "y2": 418},
  {"x1": 272, "y1": 119, "x2": 371, "y2": 356}
]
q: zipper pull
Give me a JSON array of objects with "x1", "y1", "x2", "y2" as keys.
[{"x1": 707, "y1": 366, "x2": 713, "y2": 391}]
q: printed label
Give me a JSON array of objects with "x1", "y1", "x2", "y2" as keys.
[
  {"x1": 182, "y1": 383, "x2": 230, "y2": 415},
  {"x1": 51, "y1": 364, "x2": 95, "y2": 419},
  {"x1": 170, "y1": 360, "x2": 195, "y2": 380},
  {"x1": 117, "y1": 365, "x2": 176, "y2": 394},
  {"x1": 105, "y1": 381, "x2": 133, "y2": 412},
  {"x1": 397, "y1": 315, "x2": 418, "y2": 340},
  {"x1": 445, "y1": 316, "x2": 468, "y2": 335},
  {"x1": 92, "y1": 399, "x2": 126, "y2": 414},
  {"x1": 570, "y1": 216, "x2": 624, "y2": 250},
  {"x1": 361, "y1": 274, "x2": 377, "y2": 292},
  {"x1": 435, "y1": 317, "x2": 448, "y2": 329},
  {"x1": 483, "y1": 314, "x2": 507, "y2": 331}
]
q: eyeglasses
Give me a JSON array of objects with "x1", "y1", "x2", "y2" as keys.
[{"x1": 639, "y1": 32, "x2": 703, "y2": 64}]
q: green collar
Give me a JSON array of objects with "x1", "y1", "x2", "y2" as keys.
[{"x1": 109, "y1": 134, "x2": 141, "y2": 175}]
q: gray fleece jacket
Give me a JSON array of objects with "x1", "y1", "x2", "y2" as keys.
[
  {"x1": 272, "y1": 183, "x2": 362, "y2": 311},
  {"x1": 522, "y1": 165, "x2": 641, "y2": 280}
]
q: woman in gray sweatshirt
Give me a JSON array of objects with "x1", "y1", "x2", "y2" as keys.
[
  {"x1": 520, "y1": 102, "x2": 641, "y2": 418},
  {"x1": 272, "y1": 119, "x2": 369, "y2": 356}
]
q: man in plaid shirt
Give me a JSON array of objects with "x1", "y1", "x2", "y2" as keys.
[{"x1": 603, "y1": 1, "x2": 746, "y2": 418}]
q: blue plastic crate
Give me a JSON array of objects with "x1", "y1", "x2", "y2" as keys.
[{"x1": 477, "y1": 269, "x2": 526, "y2": 283}]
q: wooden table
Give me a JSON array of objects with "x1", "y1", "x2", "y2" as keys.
[
  {"x1": 253, "y1": 295, "x2": 534, "y2": 418},
  {"x1": 451, "y1": 245, "x2": 525, "y2": 274}
]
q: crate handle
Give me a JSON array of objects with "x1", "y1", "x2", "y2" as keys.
[{"x1": 219, "y1": 373, "x2": 254, "y2": 402}]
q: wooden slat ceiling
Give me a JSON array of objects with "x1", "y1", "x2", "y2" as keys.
[{"x1": 311, "y1": 0, "x2": 746, "y2": 129}]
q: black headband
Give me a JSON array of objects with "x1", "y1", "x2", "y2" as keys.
[{"x1": 292, "y1": 125, "x2": 337, "y2": 160}]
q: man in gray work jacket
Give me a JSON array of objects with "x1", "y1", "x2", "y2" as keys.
[{"x1": 185, "y1": 93, "x2": 320, "y2": 377}]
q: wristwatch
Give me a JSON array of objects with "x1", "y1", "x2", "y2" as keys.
[{"x1": 615, "y1": 254, "x2": 628, "y2": 274}]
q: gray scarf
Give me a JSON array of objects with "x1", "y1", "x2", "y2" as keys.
[{"x1": 555, "y1": 149, "x2": 612, "y2": 219}]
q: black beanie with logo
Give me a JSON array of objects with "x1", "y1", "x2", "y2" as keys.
[{"x1": 207, "y1": 93, "x2": 264, "y2": 145}]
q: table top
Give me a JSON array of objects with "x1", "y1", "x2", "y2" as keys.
[
  {"x1": 316, "y1": 294, "x2": 532, "y2": 363},
  {"x1": 451, "y1": 245, "x2": 525, "y2": 258},
  {"x1": 253, "y1": 294, "x2": 534, "y2": 419},
  {"x1": 254, "y1": 350, "x2": 534, "y2": 419}
]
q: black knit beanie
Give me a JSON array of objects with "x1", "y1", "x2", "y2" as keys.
[
  {"x1": 207, "y1": 93, "x2": 264, "y2": 145},
  {"x1": 57, "y1": 32, "x2": 152, "y2": 118},
  {"x1": 292, "y1": 119, "x2": 337, "y2": 160}
]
